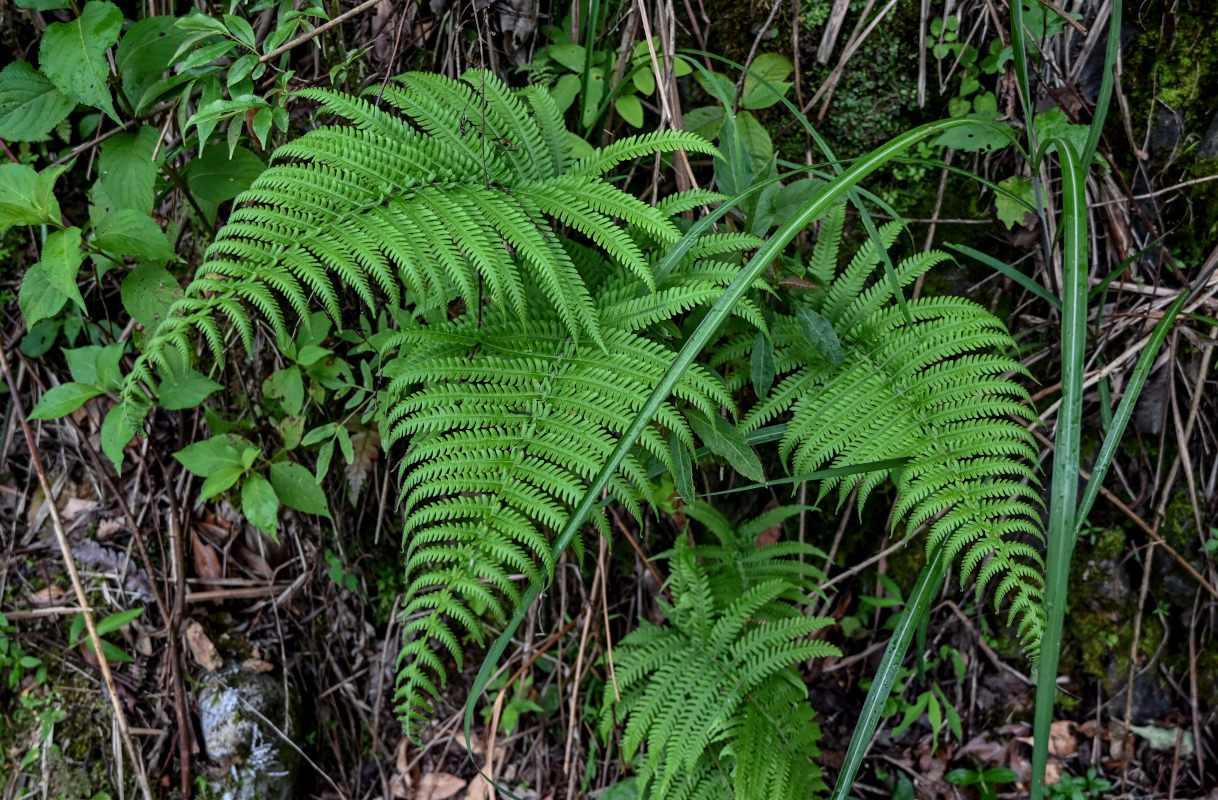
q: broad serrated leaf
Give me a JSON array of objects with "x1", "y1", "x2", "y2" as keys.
[
  {"x1": 121, "y1": 262, "x2": 182, "y2": 329},
  {"x1": 158, "y1": 368, "x2": 222, "y2": 410},
  {"x1": 90, "y1": 126, "x2": 160, "y2": 217},
  {"x1": 263, "y1": 366, "x2": 304, "y2": 416},
  {"x1": 736, "y1": 110, "x2": 773, "y2": 163},
  {"x1": 741, "y1": 53, "x2": 793, "y2": 109},
  {"x1": 681, "y1": 105, "x2": 724, "y2": 141},
  {"x1": 0, "y1": 61, "x2": 76, "y2": 141},
  {"x1": 115, "y1": 16, "x2": 193, "y2": 113},
  {"x1": 0, "y1": 163, "x2": 58, "y2": 232},
  {"x1": 64, "y1": 343, "x2": 123, "y2": 390},
  {"x1": 38, "y1": 1, "x2": 123, "y2": 121},
  {"x1": 18, "y1": 263, "x2": 68, "y2": 330},
  {"x1": 199, "y1": 466, "x2": 246, "y2": 499},
  {"x1": 101, "y1": 402, "x2": 135, "y2": 474},
  {"x1": 669, "y1": 432, "x2": 695, "y2": 504},
  {"x1": 174, "y1": 433, "x2": 253, "y2": 478},
  {"x1": 93, "y1": 209, "x2": 175, "y2": 262},
  {"x1": 995, "y1": 174, "x2": 1036, "y2": 230},
  {"x1": 269, "y1": 461, "x2": 331, "y2": 518},
  {"x1": 182, "y1": 145, "x2": 264, "y2": 222},
  {"x1": 38, "y1": 227, "x2": 86, "y2": 312},
  {"x1": 750, "y1": 332, "x2": 774, "y2": 398}
]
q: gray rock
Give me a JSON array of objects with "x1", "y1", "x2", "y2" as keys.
[
  {"x1": 197, "y1": 664, "x2": 299, "y2": 800},
  {"x1": 1200, "y1": 111, "x2": 1218, "y2": 159}
]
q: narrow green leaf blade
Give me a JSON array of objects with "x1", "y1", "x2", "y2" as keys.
[
  {"x1": 686, "y1": 410, "x2": 766, "y2": 484},
  {"x1": 795, "y1": 305, "x2": 843, "y2": 366}
]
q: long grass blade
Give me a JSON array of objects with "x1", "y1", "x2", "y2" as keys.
[
  {"x1": 1081, "y1": 0, "x2": 1121, "y2": 166},
  {"x1": 703, "y1": 457, "x2": 909, "y2": 496},
  {"x1": 946, "y1": 243, "x2": 1061, "y2": 311},
  {"x1": 1030, "y1": 137, "x2": 1089, "y2": 800},
  {"x1": 828, "y1": 546, "x2": 948, "y2": 800}
]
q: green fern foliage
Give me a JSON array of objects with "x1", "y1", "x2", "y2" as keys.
[
  {"x1": 115, "y1": 68, "x2": 733, "y2": 736},
  {"x1": 122, "y1": 70, "x2": 716, "y2": 406},
  {"x1": 742, "y1": 207, "x2": 1046, "y2": 653},
  {"x1": 380, "y1": 301, "x2": 734, "y2": 734},
  {"x1": 603, "y1": 506, "x2": 839, "y2": 800}
]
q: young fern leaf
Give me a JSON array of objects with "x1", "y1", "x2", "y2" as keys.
[
  {"x1": 741, "y1": 219, "x2": 1047, "y2": 654},
  {"x1": 604, "y1": 509, "x2": 838, "y2": 800},
  {"x1": 380, "y1": 302, "x2": 733, "y2": 736},
  {"x1": 120, "y1": 70, "x2": 717, "y2": 415}
]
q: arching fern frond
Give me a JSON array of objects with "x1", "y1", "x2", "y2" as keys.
[
  {"x1": 380, "y1": 303, "x2": 734, "y2": 736},
  {"x1": 741, "y1": 218, "x2": 1046, "y2": 654},
  {"x1": 603, "y1": 509, "x2": 838, "y2": 800},
  {"x1": 122, "y1": 70, "x2": 716, "y2": 410}
]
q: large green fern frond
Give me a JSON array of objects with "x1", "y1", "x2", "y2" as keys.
[
  {"x1": 122, "y1": 70, "x2": 716, "y2": 408},
  {"x1": 380, "y1": 303, "x2": 733, "y2": 735},
  {"x1": 741, "y1": 220, "x2": 1047, "y2": 653}
]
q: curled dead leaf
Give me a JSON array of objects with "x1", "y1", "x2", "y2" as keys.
[
  {"x1": 345, "y1": 429, "x2": 380, "y2": 497},
  {"x1": 1016, "y1": 720, "x2": 1077, "y2": 758},
  {"x1": 395, "y1": 737, "x2": 410, "y2": 775}
]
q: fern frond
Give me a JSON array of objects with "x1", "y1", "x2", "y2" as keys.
[
  {"x1": 123, "y1": 71, "x2": 716, "y2": 405},
  {"x1": 749, "y1": 225, "x2": 1047, "y2": 655},
  {"x1": 382, "y1": 306, "x2": 731, "y2": 735}
]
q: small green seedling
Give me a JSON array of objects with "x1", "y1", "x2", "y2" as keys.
[{"x1": 945, "y1": 765, "x2": 1018, "y2": 800}]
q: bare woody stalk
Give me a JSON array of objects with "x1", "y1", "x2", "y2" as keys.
[{"x1": 0, "y1": 347, "x2": 155, "y2": 800}]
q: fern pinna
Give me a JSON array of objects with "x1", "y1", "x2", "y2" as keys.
[
  {"x1": 740, "y1": 206, "x2": 1047, "y2": 653},
  {"x1": 603, "y1": 505, "x2": 839, "y2": 800}
]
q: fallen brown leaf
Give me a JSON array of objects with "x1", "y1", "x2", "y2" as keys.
[
  {"x1": 184, "y1": 619, "x2": 223, "y2": 671},
  {"x1": 345, "y1": 429, "x2": 380, "y2": 497},
  {"x1": 1050, "y1": 720, "x2": 1078, "y2": 757},
  {"x1": 191, "y1": 529, "x2": 224, "y2": 592},
  {"x1": 27, "y1": 585, "x2": 66, "y2": 606},
  {"x1": 389, "y1": 774, "x2": 410, "y2": 799},
  {"x1": 395, "y1": 737, "x2": 410, "y2": 775},
  {"x1": 417, "y1": 772, "x2": 466, "y2": 800},
  {"x1": 464, "y1": 774, "x2": 490, "y2": 800},
  {"x1": 1017, "y1": 720, "x2": 1077, "y2": 758}
]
